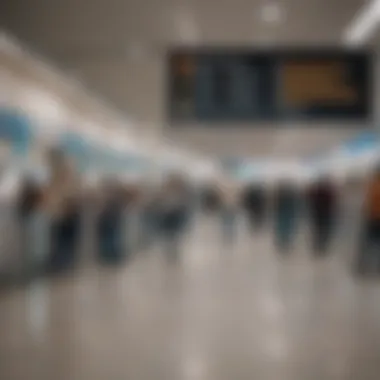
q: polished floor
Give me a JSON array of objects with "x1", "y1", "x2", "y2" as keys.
[{"x1": 1, "y1": 216, "x2": 380, "y2": 380}]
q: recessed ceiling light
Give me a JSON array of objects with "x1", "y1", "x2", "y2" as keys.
[
  {"x1": 174, "y1": 6, "x2": 201, "y2": 44},
  {"x1": 260, "y1": 1, "x2": 284, "y2": 24}
]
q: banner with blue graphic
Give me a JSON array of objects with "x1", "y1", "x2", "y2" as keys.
[
  {"x1": 339, "y1": 131, "x2": 379, "y2": 156},
  {"x1": 57, "y1": 131, "x2": 150, "y2": 176},
  {"x1": 0, "y1": 109, "x2": 33, "y2": 156}
]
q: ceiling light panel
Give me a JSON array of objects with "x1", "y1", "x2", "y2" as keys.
[{"x1": 343, "y1": 0, "x2": 380, "y2": 45}]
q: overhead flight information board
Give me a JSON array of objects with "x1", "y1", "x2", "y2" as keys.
[{"x1": 167, "y1": 49, "x2": 372, "y2": 124}]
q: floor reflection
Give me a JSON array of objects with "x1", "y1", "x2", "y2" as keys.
[{"x1": 1, "y1": 220, "x2": 380, "y2": 380}]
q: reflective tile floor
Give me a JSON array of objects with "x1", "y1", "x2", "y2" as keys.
[{"x1": 1, "y1": 218, "x2": 380, "y2": 380}]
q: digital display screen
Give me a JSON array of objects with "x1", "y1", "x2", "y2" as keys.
[
  {"x1": 168, "y1": 50, "x2": 372, "y2": 124},
  {"x1": 282, "y1": 60, "x2": 358, "y2": 106}
]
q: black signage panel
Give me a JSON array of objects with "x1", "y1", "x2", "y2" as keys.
[{"x1": 168, "y1": 49, "x2": 372, "y2": 124}]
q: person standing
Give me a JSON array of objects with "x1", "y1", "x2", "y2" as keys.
[
  {"x1": 201, "y1": 183, "x2": 222, "y2": 214},
  {"x1": 219, "y1": 181, "x2": 240, "y2": 247},
  {"x1": 307, "y1": 176, "x2": 338, "y2": 256},
  {"x1": 123, "y1": 184, "x2": 141, "y2": 256},
  {"x1": 96, "y1": 184, "x2": 126, "y2": 265},
  {"x1": 158, "y1": 175, "x2": 191, "y2": 260},
  {"x1": 241, "y1": 182, "x2": 267, "y2": 232},
  {"x1": 339, "y1": 176, "x2": 365, "y2": 263},
  {"x1": 273, "y1": 179, "x2": 300, "y2": 254},
  {"x1": 138, "y1": 186, "x2": 160, "y2": 251},
  {"x1": 16, "y1": 176, "x2": 47, "y2": 279},
  {"x1": 45, "y1": 149, "x2": 82, "y2": 274}
]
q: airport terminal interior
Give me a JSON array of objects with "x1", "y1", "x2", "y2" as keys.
[{"x1": 2, "y1": 0, "x2": 380, "y2": 379}]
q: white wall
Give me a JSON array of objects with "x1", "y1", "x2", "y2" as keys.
[{"x1": 0, "y1": 36, "x2": 137, "y2": 147}]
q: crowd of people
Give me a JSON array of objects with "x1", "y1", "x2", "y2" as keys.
[
  {"x1": 207, "y1": 169, "x2": 380, "y2": 276},
  {"x1": 3, "y1": 148, "x2": 380, "y2": 285},
  {"x1": 10, "y1": 150, "x2": 196, "y2": 279}
]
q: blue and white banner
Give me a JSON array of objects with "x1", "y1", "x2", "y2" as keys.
[
  {"x1": 0, "y1": 109, "x2": 33, "y2": 156},
  {"x1": 339, "y1": 131, "x2": 380, "y2": 156}
]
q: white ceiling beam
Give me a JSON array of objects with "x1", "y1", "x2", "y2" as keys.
[{"x1": 343, "y1": 0, "x2": 380, "y2": 45}]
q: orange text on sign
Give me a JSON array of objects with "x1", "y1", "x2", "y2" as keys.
[{"x1": 282, "y1": 60, "x2": 358, "y2": 106}]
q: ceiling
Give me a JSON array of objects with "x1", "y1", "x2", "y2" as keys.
[
  {"x1": 0, "y1": 0, "x2": 369, "y2": 92},
  {"x1": 0, "y1": 0, "x2": 368, "y2": 48},
  {"x1": 0, "y1": 0, "x2": 375, "y2": 158}
]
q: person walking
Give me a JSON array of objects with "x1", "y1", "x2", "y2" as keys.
[
  {"x1": 96, "y1": 183, "x2": 127, "y2": 265},
  {"x1": 158, "y1": 175, "x2": 191, "y2": 260},
  {"x1": 220, "y1": 182, "x2": 240, "y2": 247},
  {"x1": 307, "y1": 176, "x2": 338, "y2": 256},
  {"x1": 241, "y1": 182, "x2": 267, "y2": 231},
  {"x1": 273, "y1": 179, "x2": 300, "y2": 254},
  {"x1": 45, "y1": 150, "x2": 82, "y2": 274}
]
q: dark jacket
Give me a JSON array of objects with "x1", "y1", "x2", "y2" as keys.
[
  {"x1": 17, "y1": 181, "x2": 42, "y2": 219},
  {"x1": 274, "y1": 185, "x2": 298, "y2": 217},
  {"x1": 242, "y1": 185, "x2": 267, "y2": 216},
  {"x1": 308, "y1": 181, "x2": 337, "y2": 221},
  {"x1": 98, "y1": 199, "x2": 124, "y2": 234}
]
